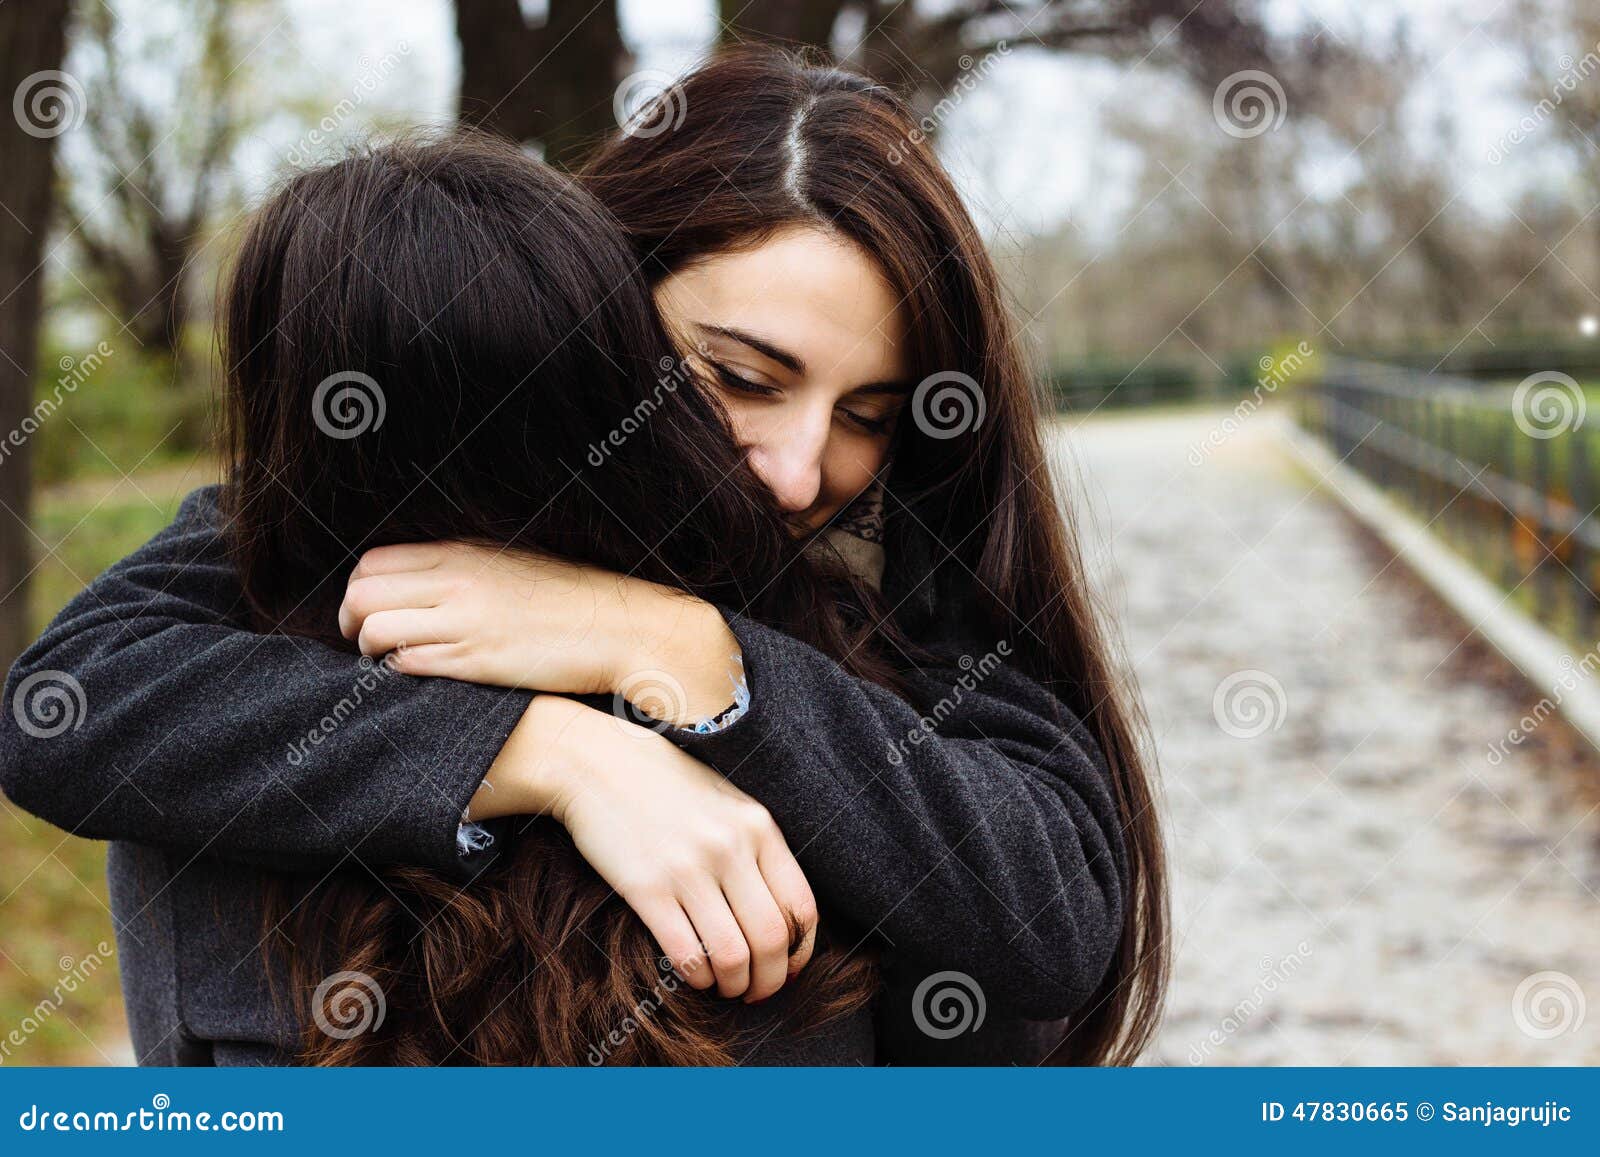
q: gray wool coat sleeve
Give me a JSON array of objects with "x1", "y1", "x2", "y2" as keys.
[
  {"x1": 0, "y1": 486, "x2": 531, "y2": 882},
  {"x1": 1, "y1": 485, "x2": 1125, "y2": 1023},
  {"x1": 672, "y1": 614, "x2": 1126, "y2": 1022}
]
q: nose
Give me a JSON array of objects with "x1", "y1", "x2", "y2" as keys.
[{"x1": 745, "y1": 407, "x2": 828, "y2": 516}]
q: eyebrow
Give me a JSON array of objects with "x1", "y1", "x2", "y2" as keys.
[
  {"x1": 697, "y1": 322, "x2": 912, "y2": 396},
  {"x1": 698, "y1": 324, "x2": 805, "y2": 374}
]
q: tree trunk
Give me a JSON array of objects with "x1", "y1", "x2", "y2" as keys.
[
  {"x1": 456, "y1": 0, "x2": 626, "y2": 171},
  {"x1": 719, "y1": 0, "x2": 847, "y2": 52},
  {"x1": 0, "y1": 0, "x2": 71, "y2": 673}
]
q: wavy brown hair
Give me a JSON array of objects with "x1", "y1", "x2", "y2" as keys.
[
  {"x1": 581, "y1": 48, "x2": 1169, "y2": 1064},
  {"x1": 222, "y1": 132, "x2": 883, "y2": 1064}
]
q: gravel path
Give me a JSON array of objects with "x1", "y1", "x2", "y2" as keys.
[{"x1": 1051, "y1": 405, "x2": 1600, "y2": 1065}]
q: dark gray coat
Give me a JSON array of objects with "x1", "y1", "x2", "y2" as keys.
[{"x1": 1, "y1": 487, "x2": 1125, "y2": 1065}]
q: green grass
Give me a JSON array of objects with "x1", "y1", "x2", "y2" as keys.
[{"x1": 1, "y1": 463, "x2": 212, "y2": 1066}]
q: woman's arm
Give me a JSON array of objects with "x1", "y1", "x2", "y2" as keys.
[
  {"x1": 0, "y1": 488, "x2": 824, "y2": 1000},
  {"x1": 342, "y1": 543, "x2": 1127, "y2": 1020},
  {"x1": 672, "y1": 612, "x2": 1127, "y2": 1022},
  {"x1": 0, "y1": 487, "x2": 529, "y2": 880}
]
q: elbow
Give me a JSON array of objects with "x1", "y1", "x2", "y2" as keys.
[
  {"x1": 0, "y1": 660, "x2": 86, "y2": 825},
  {"x1": 1001, "y1": 871, "x2": 1126, "y2": 1021},
  {"x1": 1004, "y1": 927, "x2": 1121, "y2": 1021}
]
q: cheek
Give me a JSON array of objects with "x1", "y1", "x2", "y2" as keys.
[
  {"x1": 820, "y1": 440, "x2": 888, "y2": 511},
  {"x1": 713, "y1": 394, "x2": 761, "y2": 451}
]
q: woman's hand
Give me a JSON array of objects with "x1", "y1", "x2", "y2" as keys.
[
  {"x1": 339, "y1": 541, "x2": 743, "y2": 727},
  {"x1": 472, "y1": 695, "x2": 817, "y2": 1003}
]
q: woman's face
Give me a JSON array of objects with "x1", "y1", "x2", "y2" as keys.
[{"x1": 654, "y1": 225, "x2": 911, "y2": 534}]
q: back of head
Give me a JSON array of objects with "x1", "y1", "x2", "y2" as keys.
[{"x1": 221, "y1": 131, "x2": 791, "y2": 639}]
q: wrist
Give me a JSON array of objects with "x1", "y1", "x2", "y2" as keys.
[
  {"x1": 612, "y1": 589, "x2": 743, "y2": 728},
  {"x1": 470, "y1": 694, "x2": 590, "y2": 823}
]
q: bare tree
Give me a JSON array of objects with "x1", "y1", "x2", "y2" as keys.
[
  {"x1": 722, "y1": 0, "x2": 1286, "y2": 123},
  {"x1": 1505, "y1": 0, "x2": 1600, "y2": 287},
  {"x1": 0, "y1": 0, "x2": 72, "y2": 671},
  {"x1": 456, "y1": 0, "x2": 1287, "y2": 168},
  {"x1": 62, "y1": 0, "x2": 244, "y2": 362},
  {"x1": 456, "y1": 0, "x2": 626, "y2": 171}
]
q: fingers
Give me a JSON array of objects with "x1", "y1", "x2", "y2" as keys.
[
  {"x1": 340, "y1": 572, "x2": 452, "y2": 640},
  {"x1": 354, "y1": 609, "x2": 456, "y2": 657},
  {"x1": 679, "y1": 881, "x2": 751, "y2": 999},
  {"x1": 756, "y1": 840, "x2": 819, "y2": 980},
  {"x1": 349, "y1": 542, "x2": 448, "y2": 578},
  {"x1": 720, "y1": 864, "x2": 795, "y2": 1003},
  {"x1": 626, "y1": 893, "x2": 715, "y2": 992}
]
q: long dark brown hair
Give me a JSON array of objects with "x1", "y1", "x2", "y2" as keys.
[
  {"x1": 224, "y1": 131, "x2": 882, "y2": 1064},
  {"x1": 581, "y1": 48, "x2": 1169, "y2": 1064}
]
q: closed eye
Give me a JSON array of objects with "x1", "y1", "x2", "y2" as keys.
[
  {"x1": 840, "y1": 407, "x2": 895, "y2": 435},
  {"x1": 709, "y1": 360, "x2": 780, "y2": 397}
]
